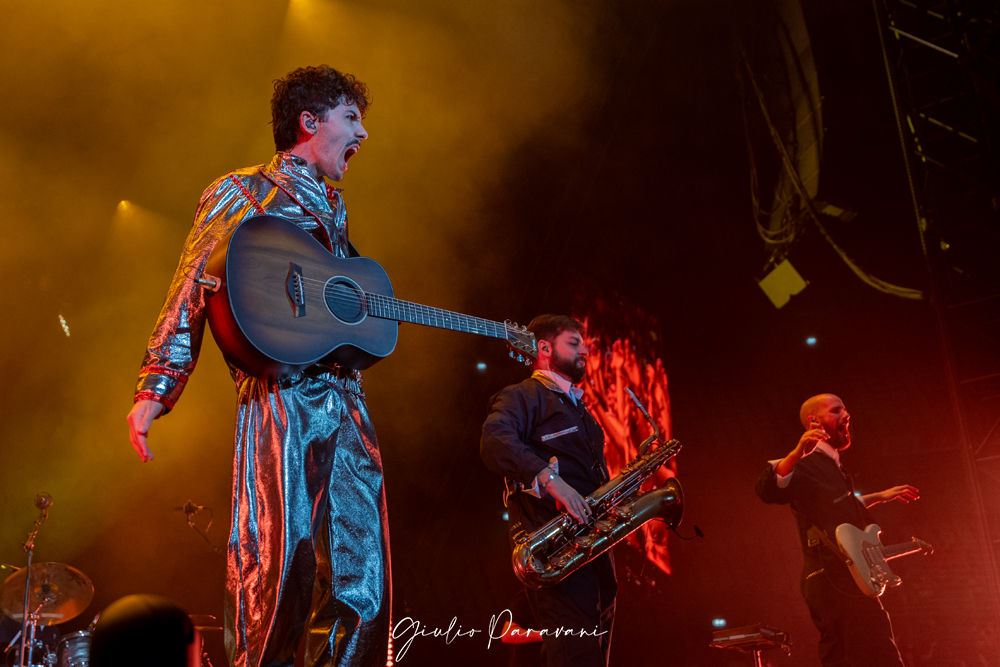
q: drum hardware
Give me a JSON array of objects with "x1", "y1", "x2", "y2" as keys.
[
  {"x1": 188, "y1": 615, "x2": 223, "y2": 667},
  {"x1": 4, "y1": 496, "x2": 95, "y2": 667},
  {"x1": 173, "y1": 501, "x2": 223, "y2": 554},
  {"x1": 14, "y1": 493, "x2": 53, "y2": 667},
  {"x1": 4, "y1": 629, "x2": 53, "y2": 667},
  {"x1": 1, "y1": 565, "x2": 94, "y2": 667}
]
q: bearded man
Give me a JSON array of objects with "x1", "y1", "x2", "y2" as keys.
[
  {"x1": 756, "y1": 393, "x2": 919, "y2": 667},
  {"x1": 481, "y1": 314, "x2": 616, "y2": 667}
]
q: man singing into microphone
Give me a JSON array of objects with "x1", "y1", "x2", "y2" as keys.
[{"x1": 756, "y1": 393, "x2": 919, "y2": 666}]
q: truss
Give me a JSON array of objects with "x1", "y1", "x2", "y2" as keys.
[{"x1": 875, "y1": 0, "x2": 1000, "y2": 647}]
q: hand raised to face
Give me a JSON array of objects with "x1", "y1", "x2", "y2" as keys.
[{"x1": 797, "y1": 416, "x2": 829, "y2": 457}]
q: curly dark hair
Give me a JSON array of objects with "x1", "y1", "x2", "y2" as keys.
[
  {"x1": 270, "y1": 65, "x2": 371, "y2": 151},
  {"x1": 527, "y1": 314, "x2": 584, "y2": 344}
]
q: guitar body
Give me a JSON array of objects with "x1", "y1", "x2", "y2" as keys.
[
  {"x1": 836, "y1": 523, "x2": 896, "y2": 597},
  {"x1": 204, "y1": 215, "x2": 398, "y2": 377},
  {"x1": 836, "y1": 520, "x2": 938, "y2": 600}
]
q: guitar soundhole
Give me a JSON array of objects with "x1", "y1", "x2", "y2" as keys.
[{"x1": 324, "y1": 277, "x2": 367, "y2": 325}]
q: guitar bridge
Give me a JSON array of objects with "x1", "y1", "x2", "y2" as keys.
[{"x1": 286, "y1": 262, "x2": 306, "y2": 317}]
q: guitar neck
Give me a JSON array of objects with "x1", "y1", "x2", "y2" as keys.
[
  {"x1": 365, "y1": 293, "x2": 508, "y2": 339},
  {"x1": 882, "y1": 541, "x2": 925, "y2": 561}
]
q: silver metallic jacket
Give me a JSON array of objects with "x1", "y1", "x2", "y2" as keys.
[
  {"x1": 135, "y1": 153, "x2": 390, "y2": 667},
  {"x1": 136, "y1": 152, "x2": 351, "y2": 407}
]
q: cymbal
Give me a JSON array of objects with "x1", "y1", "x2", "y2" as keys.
[{"x1": 0, "y1": 563, "x2": 93, "y2": 626}]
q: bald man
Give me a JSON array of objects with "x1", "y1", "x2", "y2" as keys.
[{"x1": 756, "y1": 394, "x2": 919, "y2": 667}]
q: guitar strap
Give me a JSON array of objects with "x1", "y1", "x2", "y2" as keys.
[
  {"x1": 229, "y1": 175, "x2": 266, "y2": 215},
  {"x1": 230, "y1": 173, "x2": 361, "y2": 259},
  {"x1": 791, "y1": 508, "x2": 852, "y2": 566}
]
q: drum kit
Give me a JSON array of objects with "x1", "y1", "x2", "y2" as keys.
[
  {"x1": 4, "y1": 495, "x2": 223, "y2": 667},
  {"x1": 1, "y1": 562, "x2": 96, "y2": 667}
]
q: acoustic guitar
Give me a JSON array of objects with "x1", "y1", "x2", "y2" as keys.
[{"x1": 202, "y1": 215, "x2": 537, "y2": 378}]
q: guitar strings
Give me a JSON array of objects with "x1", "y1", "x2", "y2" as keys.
[
  {"x1": 284, "y1": 278, "x2": 509, "y2": 334},
  {"x1": 290, "y1": 276, "x2": 486, "y2": 324},
  {"x1": 286, "y1": 276, "x2": 502, "y2": 333}
]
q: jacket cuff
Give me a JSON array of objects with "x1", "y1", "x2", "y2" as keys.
[
  {"x1": 520, "y1": 456, "x2": 551, "y2": 488},
  {"x1": 767, "y1": 459, "x2": 793, "y2": 488},
  {"x1": 135, "y1": 367, "x2": 187, "y2": 415}
]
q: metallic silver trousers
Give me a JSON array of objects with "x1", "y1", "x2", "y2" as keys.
[{"x1": 225, "y1": 370, "x2": 391, "y2": 667}]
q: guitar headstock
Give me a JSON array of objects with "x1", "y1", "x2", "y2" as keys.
[
  {"x1": 913, "y1": 537, "x2": 935, "y2": 555},
  {"x1": 504, "y1": 321, "x2": 537, "y2": 366}
]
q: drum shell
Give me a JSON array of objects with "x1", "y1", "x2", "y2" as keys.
[{"x1": 56, "y1": 630, "x2": 91, "y2": 667}]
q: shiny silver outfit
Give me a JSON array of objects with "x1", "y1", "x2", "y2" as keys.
[{"x1": 134, "y1": 153, "x2": 391, "y2": 667}]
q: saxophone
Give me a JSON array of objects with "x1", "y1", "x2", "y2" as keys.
[{"x1": 511, "y1": 389, "x2": 684, "y2": 588}]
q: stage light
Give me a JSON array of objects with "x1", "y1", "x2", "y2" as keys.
[
  {"x1": 712, "y1": 618, "x2": 727, "y2": 628},
  {"x1": 502, "y1": 511, "x2": 509, "y2": 522},
  {"x1": 854, "y1": 491, "x2": 862, "y2": 498},
  {"x1": 117, "y1": 200, "x2": 131, "y2": 212},
  {"x1": 758, "y1": 259, "x2": 808, "y2": 309},
  {"x1": 477, "y1": 362, "x2": 487, "y2": 371},
  {"x1": 806, "y1": 336, "x2": 817, "y2": 346}
]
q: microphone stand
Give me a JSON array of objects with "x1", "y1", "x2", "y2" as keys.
[{"x1": 20, "y1": 501, "x2": 49, "y2": 667}]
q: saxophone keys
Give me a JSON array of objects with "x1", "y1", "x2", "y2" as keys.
[{"x1": 594, "y1": 519, "x2": 615, "y2": 534}]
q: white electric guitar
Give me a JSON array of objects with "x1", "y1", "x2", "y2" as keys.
[{"x1": 835, "y1": 523, "x2": 933, "y2": 597}]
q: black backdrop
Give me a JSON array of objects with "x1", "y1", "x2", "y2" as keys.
[{"x1": 0, "y1": 1, "x2": 991, "y2": 666}]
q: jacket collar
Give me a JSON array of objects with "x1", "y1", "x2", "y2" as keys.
[
  {"x1": 532, "y1": 370, "x2": 584, "y2": 404},
  {"x1": 263, "y1": 152, "x2": 334, "y2": 216}
]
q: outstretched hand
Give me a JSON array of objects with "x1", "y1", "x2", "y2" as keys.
[
  {"x1": 876, "y1": 485, "x2": 920, "y2": 504},
  {"x1": 127, "y1": 399, "x2": 164, "y2": 462},
  {"x1": 861, "y1": 484, "x2": 920, "y2": 508}
]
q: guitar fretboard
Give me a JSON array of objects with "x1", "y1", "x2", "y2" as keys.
[
  {"x1": 365, "y1": 292, "x2": 507, "y2": 339},
  {"x1": 881, "y1": 541, "x2": 927, "y2": 560}
]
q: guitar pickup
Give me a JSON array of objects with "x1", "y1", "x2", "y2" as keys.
[{"x1": 286, "y1": 262, "x2": 306, "y2": 317}]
